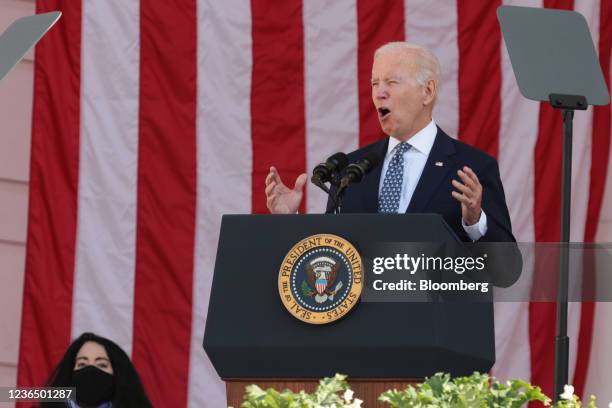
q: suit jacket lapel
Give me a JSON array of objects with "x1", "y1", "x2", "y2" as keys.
[
  {"x1": 407, "y1": 127, "x2": 456, "y2": 213},
  {"x1": 361, "y1": 138, "x2": 389, "y2": 213}
]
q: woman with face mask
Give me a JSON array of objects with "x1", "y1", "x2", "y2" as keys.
[{"x1": 39, "y1": 332, "x2": 153, "y2": 408}]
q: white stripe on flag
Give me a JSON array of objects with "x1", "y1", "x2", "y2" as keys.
[
  {"x1": 566, "y1": 0, "x2": 601, "y2": 383},
  {"x1": 405, "y1": 0, "x2": 459, "y2": 139},
  {"x1": 572, "y1": 0, "x2": 599, "y2": 242},
  {"x1": 72, "y1": 0, "x2": 140, "y2": 354},
  {"x1": 498, "y1": 0, "x2": 541, "y2": 241},
  {"x1": 190, "y1": 0, "x2": 254, "y2": 406},
  {"x1": 304, "y1": 0, "x2": 359, "y2": 214},
  {"x1": 492, "y1": 0, "x2": 543, "y2": 383},
  {"x1": 585, "y1": 304, "x2": 612, "y2": 402}
]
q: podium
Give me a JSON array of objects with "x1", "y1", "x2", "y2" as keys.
[{"x1": 204, "y1": 214, "x2": 495, "y2": 407}]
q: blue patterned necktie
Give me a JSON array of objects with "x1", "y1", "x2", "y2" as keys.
[{"x1": 378, "y1": 142, "x2": 411, "y2": 213}]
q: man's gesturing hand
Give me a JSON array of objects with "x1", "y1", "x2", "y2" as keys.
[
  {"x1": 265, "y1": 166, "x2": 308, "y2": 214},
  {"x1": 451, "y1": 166, "x2": 482, "y2": 226}
]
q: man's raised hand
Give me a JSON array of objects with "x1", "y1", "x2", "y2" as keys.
[
  {"x1": 265, "y1": 166, "x2": 308, "y2": 214},
  {"x1": 451, "y1": 166, "x2": 482, "y2": 226}
]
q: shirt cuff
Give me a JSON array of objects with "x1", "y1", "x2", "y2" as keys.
[{"x1": 462, "y1": 210, "x2": 488, "y2": 241}]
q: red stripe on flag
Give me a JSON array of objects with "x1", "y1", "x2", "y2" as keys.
[
  {"x1": 574, "y1": 297, "x2": 594, "y2": 398},
  {"x1": 457, "y1": 1, "x2": 502, "y2": 157},
  {"x1": 530, "y1": 1, "x2": 574, "y2": 402},
  {"x1": 574, "y1": 0, "x2": 612, "y2": 397},
  {"x1": 132, "y1": 1, "x2": 197, "y2": 406},
  {"x1": 251, "y1": 0, "x2": 306, "y2": 214},
  {"x1": 17, "y1": 0, "x2": 82, "y2": 390},
  {"x1": 357, "y1": 0, "x2": 404, "y2": 147}
]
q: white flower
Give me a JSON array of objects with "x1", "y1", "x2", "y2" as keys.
[
  {"x1": 343, "y1": 389, "x2": 354, "y2": 403},
  {"x1": 347, "y1": 398, "x2": 363, "y2": 408},
  {"x1": 560, "y1": 384, "x2": 575, "y2": 400}
]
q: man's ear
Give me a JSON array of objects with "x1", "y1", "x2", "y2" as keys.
[{"x1": 423, "y1": 78, "x2": 437, "y2": 106}]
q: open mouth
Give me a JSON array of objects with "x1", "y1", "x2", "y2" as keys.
[{"x1": 378, "y1": 107, "x2": 391, "y2": 119}]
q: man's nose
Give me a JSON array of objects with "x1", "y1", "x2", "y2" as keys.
[{"x1": 374, "y1": 87, "x2": 388, "y2": 99}]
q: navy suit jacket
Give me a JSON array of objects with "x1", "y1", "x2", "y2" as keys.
[{"x1": 326, "y1": 127, "x2": 516, "y2": 243}]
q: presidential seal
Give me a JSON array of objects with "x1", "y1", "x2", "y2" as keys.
[{"x1": 278, "y1": 234, "x2": 363, "y2": 324}]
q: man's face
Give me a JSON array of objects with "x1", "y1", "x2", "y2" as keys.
[{"x1": 371, "y1": 50, "x2": 430, "y2": 140}]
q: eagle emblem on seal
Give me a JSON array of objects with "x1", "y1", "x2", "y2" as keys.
[{"x1": 301, "y1": 256, "x2": 344, "y2": 304}]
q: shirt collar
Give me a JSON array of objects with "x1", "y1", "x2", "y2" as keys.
[{"x1": 386, "y1": 119, "x2": 437, "y2": 156}]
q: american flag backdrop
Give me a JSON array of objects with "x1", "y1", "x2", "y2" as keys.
[{"x1": 17, "y1": 0, "x2": 611, "y2": 407}]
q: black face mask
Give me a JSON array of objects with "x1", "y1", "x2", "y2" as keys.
[{"x1": 72, "y1": 365, "x2": 114, "y2": 406}]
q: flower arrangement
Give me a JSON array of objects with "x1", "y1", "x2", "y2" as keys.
[
  {"x1": 238, "y1": 374, "x2": 362, "y2": 408},
  {"x1": 236, "y1": 372, "x2": 609, "y2": 408},
  {"x1": 555, "y1": 385, "x2": 599, "y2": 408}
]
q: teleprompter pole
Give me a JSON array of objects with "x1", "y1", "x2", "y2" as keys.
[
  {"x1": 548, "y1": 94, "x2": 586, "y2": 403},
  {"x1": 553, "y1": 108, "x2": 573, "y2": 403}
]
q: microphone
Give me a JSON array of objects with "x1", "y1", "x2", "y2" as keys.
[
  {"x1": 340, "y1": 152, "x2": 381, "y2": 186},
  {"x1": 331, "y1": 151, "x2": 380, "y2": 213},
  {"x1": 311, "y1": 152, "x2": 349, "y2": 185}
]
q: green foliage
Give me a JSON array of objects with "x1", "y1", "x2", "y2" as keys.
[
  {"x1": 301, "y1": 280, "x2": 314, "y2": 297},
  {"x1": 235, "y1": 372, "x2": 603, "y2": 408},
  {"x1": 379, "y1": 372, "x2": 550, "y2": 408},
  {"x1": 379, "y1": 372, "x2": 604, "y2": 408},
  {"x1": 238, "y1": 374, "x2": 362, "y2": 408}
]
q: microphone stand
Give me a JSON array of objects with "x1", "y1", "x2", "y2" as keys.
[
  {"x1": 311, "y1": 175, "x2": 342, "y2": 214},
  {"x1": 330, "y1": 157, "x2": 379, "y2": 214},
  {"x1": 332, "y1": 178, "x2": 350, "y2": 214},
  {"x1": 313, "y1": 155, "x2": 379, "y2": 214}
]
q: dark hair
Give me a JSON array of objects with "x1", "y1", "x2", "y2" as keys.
[{"x1": 41, "y1": 332, "x2": 153, "y2": 408}]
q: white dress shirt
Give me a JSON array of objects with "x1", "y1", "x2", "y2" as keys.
[{"x1": 378, "y1": 119, "x2": 488, "y2": 241}]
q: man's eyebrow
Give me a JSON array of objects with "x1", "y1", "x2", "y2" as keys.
[
  {"x1": 94, "y1": 357, "x2": 110, "y2": 362},
  {"x1": 76, "y1": 356, "x2": 88, "y2": 361},
  {"x1": 371, "y1": 75, "x2": 401, "y2": 82}
]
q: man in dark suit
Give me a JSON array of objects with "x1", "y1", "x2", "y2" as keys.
[
  {"x1": 265, "y1": 41, "x2": 515, "y2": 251},
  {"x1": 264, "y1": 43, "x2": 520, "y2": 374}
]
